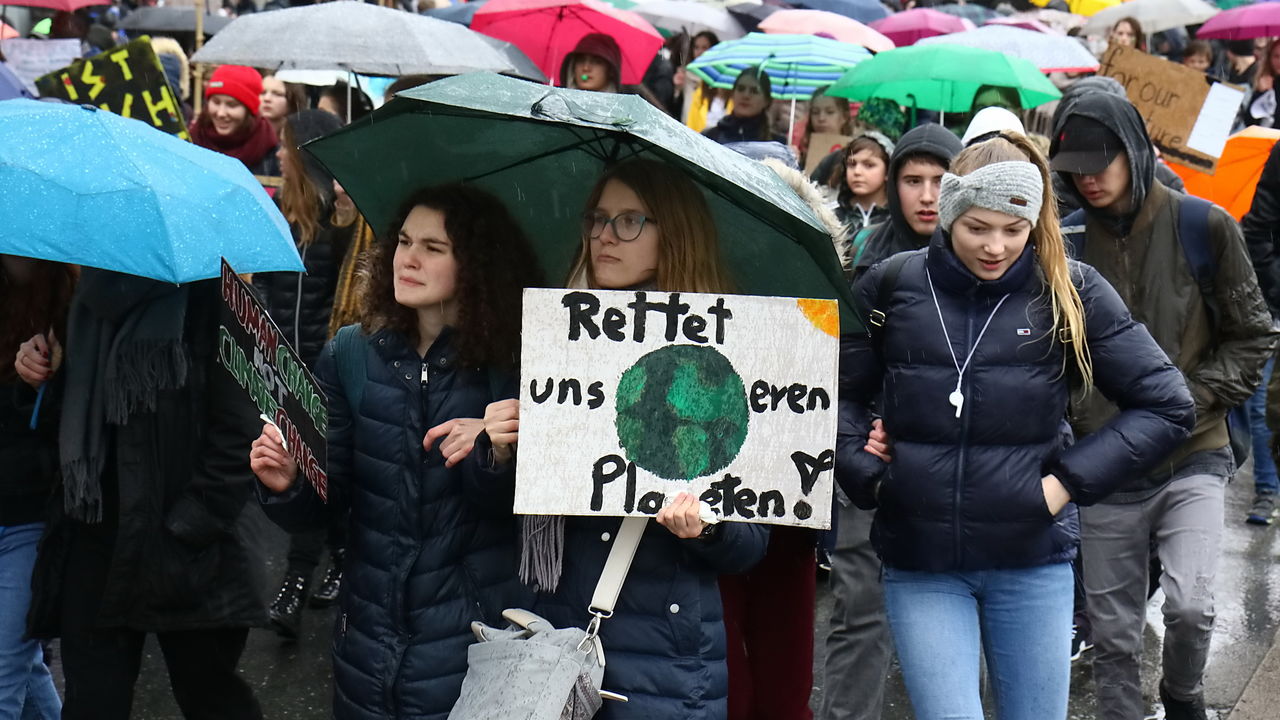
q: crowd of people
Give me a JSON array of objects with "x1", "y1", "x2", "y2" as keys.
[{"x1": 4, "y1": 2, "x2": 1280, "y2": 720}]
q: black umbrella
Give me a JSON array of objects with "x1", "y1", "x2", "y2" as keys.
[{"x1": 120, "y1": 7, "x2": 231, "y2": 36}]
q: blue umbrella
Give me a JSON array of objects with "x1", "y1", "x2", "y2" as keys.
[
  {"x1": 0, "y1": 100, "x2": 301, "y2": 283},
  {"x1": 686, "y1": 32, "x2": 872, "y2": 100},
  {"x1": 422, "y1": 0, "x2": 486, "y2": 26},
  {"x1": 0, "y1": 62, "x2": 34, "y2": 101},
  {"x1": 792, "y1": 0, "x2": 890, "y2": 24}
]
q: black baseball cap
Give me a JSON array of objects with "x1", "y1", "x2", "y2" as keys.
[{"x1": 1050, "y1": 116, "x2": 1125, "y2": 175}]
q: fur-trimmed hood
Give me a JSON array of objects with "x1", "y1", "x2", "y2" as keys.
[
  {"x1": 761, "y1": 157, "x2": 850, "y2": 270},
  {"x1": 149, "y1": 36, "x2": 189, "y2": 102}
]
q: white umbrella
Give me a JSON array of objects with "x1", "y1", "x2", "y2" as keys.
[
  {"x1": 918, "y1": 26, "x2": 1100, "y2": 73},
  {"x1": 1081, "y1": 0, "x2": 1218, "y2": 36},
  {"x1": 190, "y1": 1, "x2": 522, "y2": 77},
  {"x1": 634, "y1": 0, "x2": 747, "y2": 39}
]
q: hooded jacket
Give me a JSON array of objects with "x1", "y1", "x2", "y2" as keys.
[
  {"x1": 561, "y1": 33, "x2": 623, "y2": 91},
  {"x1": 252, "y1": 110, "x2": 353, "y2": 368},
  {"x1": 1054, "y1": 93, "x2": 1277, "y2": 496},
  {"x1": 1242, "y1": 142, "x2": 1280, "y2": 316},
  {"x1": 852, "y1": 124, "x2": 962, "y2": 279},
  {"x1": 836, "y1": 233, "x2": 1194, "y2": 572}
]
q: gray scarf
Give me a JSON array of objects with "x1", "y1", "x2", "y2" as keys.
[{"x1": 59, "y1": 269, "x2": 190, "y2": 522}]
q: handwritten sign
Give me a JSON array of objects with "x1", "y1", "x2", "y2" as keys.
[
  {"x1": 805, "y1": 132, "x2": 853, "y2": 176},
  {"x1": 35, "y1": 37, "x2": 188, "y2": 140},
  {"x1": 515, "y1": 288, "x2": 839, "y2": 529},
  {"x1": 1098, "y1": 43, "x2": 1243, "y2": 173},
  {"x1": 218, "y1": 259, "x2": 329, "y2": 500},
  {"x1": 0, "y1": 38, "x2": 80, "y2": 96}
]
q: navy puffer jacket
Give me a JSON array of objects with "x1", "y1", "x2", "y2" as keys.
[
  {"x1": 836, "y1": 234, "x2": 1195, "y2": 572},
  {"x1": 259, "y1": 326, "x2": 530, "y2": 720}
]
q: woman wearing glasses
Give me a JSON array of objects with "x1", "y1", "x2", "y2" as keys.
[{"x1": 471, "y1": 158, "x2": 769, "y2": 720}]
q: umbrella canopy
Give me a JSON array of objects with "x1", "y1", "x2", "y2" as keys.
[
  {"x1": 931, "y1": 3, "x2": 997, "y2": 24},
  {"x1": 191, "y1": 1, "x2": 524, "y2": 76},
  {"x1": 727, "y1": 2, "x2": 779, "y2": 32},
  {"x1": 634, "y1": 0, "x2": 746, "y2": 39},
  {"x1": 119, "y1": 7, "x2": 231, "y2": 35},
  {"x1": 2, "y1": 0, "x2": 106, "y2": 11},
  {"x1": 1, "y1": 21, "x2": 17, "y2": 40},
  {"x1": 984, "y1": 16, "x2": 1060, "y2": 34},
  {"x1": 790, "y1": 0, "x2": 889, "y2": 24},
  {"x1": 0, "y1": 62, "x2": 33, "y2": 100},
  {"x1": 304, "y1": 72, "x2": 859, "y2": 329},
  {"x1": 1082, "y1": 0, "x2": 1218, "y2": 35},
  {"x1": 0, "y1": 100, "x2": 300, "y2": 283},
  {"x1": 828, "y1": 43, "x2": 1063, "y2": 112},
  {"x1": 1065, "y1": 0, "x2": 1120, "y2": 16},
  {"x1": 687, "y1": 32, "x2": 872, "y2": 100},
  {"x1": 869, "y1": 8, "x2": 973, "y2": 46},
  {"x1": 1170, "y1": 127, "x2": 1280, "y2": 220},
  {"x1": 1197, "y1": 3, "x2": 1280, "y2": 39},
  {"x1": 918, "y1": 26, "x2": 1100, "y2": 73},
  {"x1": 759, "y1": 9, "x2": 894, "y2": 52},
  {"x1": 472, "y1": 0, "x2": 663, "y2": 85},
  {"x1": 422, "y1": 0, "x2": 487, "y2": 25},
  {"x1": 1012, "y1": 9, "x2": 1086, "y2": 33}
]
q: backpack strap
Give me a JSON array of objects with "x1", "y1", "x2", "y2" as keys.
[
  {"x1": 1174, "y1": 195, "x2": 1218, "y2": 332},
  {"x1": 867, "y1": 252, "x2": 911, "y2": 331},
  {"x1": 331, "y1": 324, "x2": 368, "y2": 411},
  {"x1": 1061, "y1": 208, "x2": 1088, "y2": 259}
]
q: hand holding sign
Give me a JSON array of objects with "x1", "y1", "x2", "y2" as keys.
[
  {"x1": 250, "y1": 423, "x2": 299, "y2": 494},
  {"x1": 483, "y1": 399, "x2": 520, "y2": 465}
]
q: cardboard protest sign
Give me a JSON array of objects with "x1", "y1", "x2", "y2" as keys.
[
  {"x1": 805, "y1": 132, "x2": 853, "y2": 176},
  {"x1": 35, "y1": 37, "x2": 188, "y2": 140},
  {"x1": 218, "y1": 259, "x2": 329, "y2": 500},
  {"x1": 1099, "y1": 43, "x2": 1243, "y2": 174},
  {"x1": 515, "y1": 288, "x2": 839, "y2": 529},
  {"x1": 0, "y1": 38, "x2": 80, "y2": 97}
]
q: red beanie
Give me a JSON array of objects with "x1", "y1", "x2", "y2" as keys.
[{"x1": 206, "y1": 65, "x2": 263, "y2": 116}]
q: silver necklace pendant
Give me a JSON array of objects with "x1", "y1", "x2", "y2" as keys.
[{"x1": 949, "y1": 389, "x2": 964, "y2": 418}]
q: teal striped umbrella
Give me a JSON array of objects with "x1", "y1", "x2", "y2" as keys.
[{"x1": 686, "y1": 32, "x2": 872, "y2": 101}]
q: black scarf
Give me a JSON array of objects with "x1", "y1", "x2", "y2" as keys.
[{"x1": 59, "y1": 269, "x2": 190, "y2": 522}]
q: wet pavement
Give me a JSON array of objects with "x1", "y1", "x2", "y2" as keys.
[{"x1": 120, "y1": 467, "x2": 1280, "y2": 719}]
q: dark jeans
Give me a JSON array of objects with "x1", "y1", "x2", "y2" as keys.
[{"x1": 285, "y1": 515, "x2": 346, "y2": 580}]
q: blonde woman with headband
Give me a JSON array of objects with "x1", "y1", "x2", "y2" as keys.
[{"x1": 834, "y1": 133, "x2": 1195, "y2": 719}]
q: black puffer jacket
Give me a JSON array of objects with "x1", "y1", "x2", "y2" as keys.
[
  {"x1": 836, "y1": 236, "x2": 1194, "y2": 572},
  {"x1": 0, "y1": 378, "x2": 60, "y2": 526},
  {"x1": 258, "y1": 326, "x2": 529, "y2": 720}
]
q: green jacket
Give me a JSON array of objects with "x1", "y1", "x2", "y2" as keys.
[{"x1": 1070, "y1": 182, "x2": 1277, "y2": 487}]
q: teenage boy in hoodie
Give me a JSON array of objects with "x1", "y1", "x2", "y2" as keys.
[
  {"x1": 851, "y1": 124, "x2": 964, "y2": 281},
  {"x1": 1053, "y1": 93, "x2": 1276, "y2": 720},
  {"x1": 822, "y1": 122, "x2": 961, "y2": 720}
]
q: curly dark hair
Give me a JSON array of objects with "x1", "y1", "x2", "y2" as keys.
[
  {"x1": 358, "y1": 184, "x2": 544, "y2": 370},
  {"x1": 0, "y1": 257, "x2": 77, "y2": 383}
]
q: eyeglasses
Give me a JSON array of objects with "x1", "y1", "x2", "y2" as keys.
[{"x1": 581, "y1": 211, "x2": 654, "y2": 242}]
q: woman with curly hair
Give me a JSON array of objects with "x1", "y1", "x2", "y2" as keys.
[{"x1": 249, "y1": 184, "x2": 543, "y2": 719}]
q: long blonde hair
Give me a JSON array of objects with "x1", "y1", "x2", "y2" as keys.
[
  {"x1": 950, "y1": 133, "x2": 1093, "y2": 386},
  {"x1": 567, "y1": 158, "x2": 732, "y2": 294}
]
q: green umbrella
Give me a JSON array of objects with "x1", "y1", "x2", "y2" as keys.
[
  {"x1": 827, "y1": 44, "x2": 1062, "y2": 114},
  {"x1": 305, "y1": 72, "x2": 860, "y2": 332}
]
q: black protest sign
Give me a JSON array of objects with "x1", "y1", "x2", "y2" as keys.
[
  {"x1": 218, "y1": 259, "x2": 329, "y2": 501},
  {"x1": 35, "y1": 37, "x2": 189, "y2": 140}
]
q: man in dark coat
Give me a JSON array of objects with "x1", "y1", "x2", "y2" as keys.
[
  {"x1": 1245, "y1": 143, "x2": 1280, "y2": 524},
  {"x1": 22, "y1": 271, "x2": 266, "y2": 720},
  {"x1": 1054, "y1": 93, "x2": 1277, "y2": 720},
  {"x1": 851, "y1": 123, "x2": 963, "y2": 280}
]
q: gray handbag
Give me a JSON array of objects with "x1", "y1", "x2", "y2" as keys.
[{"x1": 448, "y1": 517, "x2": 647, "y2": 720}]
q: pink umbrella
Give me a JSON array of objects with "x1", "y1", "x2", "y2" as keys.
[
  {"x1": 1196, "y1": 3, "x2": 1280, "y2": 40},
  {"x1": 984, "y1": 16, "x2": 1060, "y2": 35},
  {"x1": 1, "y1": 22, "x2": 17, "y2": 40},
  {"x1": 758, "y1": 9, "x2": 895, "y2": 52},
  {"x1": 2, "y1": 0, "x2": 107, "y2": 10},
  {"x1": 869, "y1": 8, "x2": 974, "y2": 47},
  {"x1": 472, "y1": 0, "x2": 663, "y2": 85}
]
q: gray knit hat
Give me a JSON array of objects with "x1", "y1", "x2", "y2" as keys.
[{"x1": 939, "y1": 161, "x2": 1044, "y2": 232}]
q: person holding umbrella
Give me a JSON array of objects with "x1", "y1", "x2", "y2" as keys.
[
  {"x1": 703, "y1": 67, "x2": 787, "y2": 145},
  {"x1": 472, "y1": 157, "x2": 769, "y2": 720},
  {"x1": 189, "y1": 65, "x2": 278, "y2": 175},
  {"x1": 252, "y1": 109, "x2": 355, "y2": 641},
  {"x1": 250, "y1": 184, "x2": 542, "y2": 720},
  {"x1": 838, "y1": 132, "x2": 1195, "y2": 720}
]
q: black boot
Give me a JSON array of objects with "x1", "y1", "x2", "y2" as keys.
[
  {"x1": 1159, "y1": 680, "x2": 1207, "y2": 720},
  {"x1": 268, "y1": 572, "x2": 308, "y2": 640},
  {"x1": 310, "y1": 549, "x2": 344, "y2": 608}
]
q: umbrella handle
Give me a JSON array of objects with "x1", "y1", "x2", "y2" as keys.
[{"x1": 28, "y1": 383, "x2": 45, "y2": 431}]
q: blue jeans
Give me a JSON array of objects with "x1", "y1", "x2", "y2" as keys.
[
  {"x1": 883, "y1": 562, "x2": 1073, "y2": 720},
  {"x1": 0, "y1": 523, "x2": 60, "y2": 720},
  {"x1": 1246, "y1": 356, "x2": 1277, "y2": 494}
]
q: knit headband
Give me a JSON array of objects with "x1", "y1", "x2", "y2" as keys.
[{"x1": 939, "y1": 161, "x2": 1044, "y2": 232}]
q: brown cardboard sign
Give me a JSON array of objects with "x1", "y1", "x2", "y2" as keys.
[
  {"x1": 805, "y1": 133, "x2": 853, "y2": 176},
  {"x1": 1098, "y1": 43, "x2": 1215, "y2": 172}
]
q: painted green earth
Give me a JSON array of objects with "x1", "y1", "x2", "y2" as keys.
[{"x1": 615, "y1": 345, "x2": 749, "y2": 481}]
